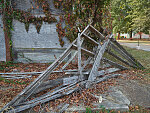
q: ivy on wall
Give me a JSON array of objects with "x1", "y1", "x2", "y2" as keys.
[
  {"x1": 54, "y1": 0, "x2": 113, "y2": 47},
  {"x1": 1, "y1": 0, "x2": 113, "y2": 57}
]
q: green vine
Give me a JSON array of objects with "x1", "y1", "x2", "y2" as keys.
[
  {"x1": 53, "y1": 0, "x2": 113, "y2": 48},
  {"x1": 1, "y1": 0, "x2": 113, "y2": 53}
]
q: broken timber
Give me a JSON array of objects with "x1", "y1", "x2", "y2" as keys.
[{"x1": 1, "y1": 23, "x2": 144, "y2": 113}]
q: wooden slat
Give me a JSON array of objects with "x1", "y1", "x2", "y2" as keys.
[
  {"x1": 97, "y1": 68, "x2": 120, "y2": 76},
  {"x1": 89, "y1": 25, "x2": 105, "y2": 40},
  {"x1": 110, "y1": 42, "x2": 139, "y2": 68},
  {"x1": 65, "y1": 71, "x2": 90, "y2": 75},
  {"x1": 81, "y1": 57, "x2": 93, "y2": 71},
  {"x1": 61, "y1": 51, "x2": 78, "y2": 70},
  {"x1": 72, "y1": 44, "x2": 95, "y2": 56},
  {"x1": 102, "y1": 58, "x2": 128, "y2": 70},
  {"x1": 77, "y1": 33, "x2": 83, "y2": 80},
  {"x1": 82, "y1": 33, "x2": 99, "y2": 45},
  {"x1": 107, "y1": 50, "x2": 137, "y2": 68},
  {"x1": 95, "y1": 74, "x2": 123, "y2": 84},
  {"x1": 111, "y1": 38, "x2": 144, "y2": 69},
  {"x1": 87, "y1": 39, "x2": 110, "y2": 83},
  {"x1": 1, "y1": 75, "x2": 32, "y2": 79}
]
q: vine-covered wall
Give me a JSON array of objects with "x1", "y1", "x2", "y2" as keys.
[
  {"x1": 1, "y1": 0, "x2": 71, "y2": 63},
  {"x1": 0, "y1": 14, "x2": 6, "y2": 61},
  {"x1": 1, "y1": 0, "x2": 112, "y2": 62}
]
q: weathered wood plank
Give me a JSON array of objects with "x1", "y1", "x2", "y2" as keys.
[
  {"x1": 72, "y1": 44, "x2": 95, "y2": 56},
  {"x1": 89, "y1": 25, "x2": 105, "y2": 40},
  {"x1": 107, "y1": 50, "x2": 137, "y2": 68},
  {"x1": 11, "y1": 85, "x2": 80, "y2": 113},
  {"x1": 110, "y1": 42, "x2": 139, "y2": 68},
  {"x1": 0, "y1": 72, "x2": 43, "y2": 75},
  {"x1": 97, "y1": 68, "x2": 120, "y2": 76},
  {"x1": 61, "y1": 51, "x2": 78, "y2": 70},
  {"x1": 95, "y1": 74, "x2": 123, "y2": 84},
  {"x1": 1, "y1": 75, "x2": 32, "y2": 79},
  {"x1": 102, "y1": 58, "x2": 128, "y2": 70},
  {"x1": 65, "y1": 71, "x2": 90, "y2": 75},
  {"x1": 77, "y1": 32, "x2": 83, "y2": 80},
  {"x1": 82, "y1": 33, "x2": 99, "y2": 45},
  {"x1": 111, "y1": 38, "x2": 144, "y2": 69},
  {"x1": 88, "y1": 39, "x2": 110, "y2": 82},
  {"x1": 81, "y1": 57, "x2": 93, "y2": 71}
]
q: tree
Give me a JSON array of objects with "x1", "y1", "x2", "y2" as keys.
[
  {"x1": 129, "y1": 0, "x2": 150, "y2": 34},
  {"x1": 111, "y1": 0, "x2": 150, "y2": 38},
  {"x1": 54, "y1": 0, "x2": 112, "y2": 44},
  {"x1": 111, "y1": 0, "x2": 133, "y2": 38}
]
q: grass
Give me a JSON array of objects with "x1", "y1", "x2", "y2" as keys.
[
  {"x1": 0, "y1": 61, "x2": 18, "y2": 71},
  {"x1": 123, "y1": 46, "x2": 150, "y2": 68},
  {"x1": 85, "y1": 105, "x2": 150, "y2": 113}
]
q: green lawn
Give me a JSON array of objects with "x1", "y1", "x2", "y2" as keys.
[{"x1": 124, "y1": 46, "x2": 150, "y2": 68}]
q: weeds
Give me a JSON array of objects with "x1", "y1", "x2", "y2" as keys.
[
  {"x1": 0, "y1": 75, "x2": 28, "y2": 85},
  {"x1": 0, "y1": 61, "x2": 18, "y2": 71}
]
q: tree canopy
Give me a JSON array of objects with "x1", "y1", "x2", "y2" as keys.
[{"x1": 111, "y1": 0, "x2": 150, "y2": 34}]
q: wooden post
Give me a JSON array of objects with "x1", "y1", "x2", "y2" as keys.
[{"x1": 77, "y1": 32, "x2": 83, "y2": 80}]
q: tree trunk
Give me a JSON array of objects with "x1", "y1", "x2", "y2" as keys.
[
  {"x1": 3, "y1": 0, "x2": 12, "y2": 61},
  {"x1": 130, "y1": 29, "x2": 132, "y2": 39},
  {"x1": 140, "y1": 34, "x2": 142, "y2": 39},
  {"x1": 117, "y1": 31, "x2": 120, "y2": 40}
]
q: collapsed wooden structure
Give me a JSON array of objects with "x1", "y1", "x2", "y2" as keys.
[{"x1": 1, "y1": 23, "x2": 144, "y2": 113}]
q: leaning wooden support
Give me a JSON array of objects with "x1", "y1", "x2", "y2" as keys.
[
  {"x1": 72, "y1": 44, "x2": 95, "y2": 56},
  {"x1": 110, "y1": 38, "x2": 144, "y2": 69},
  {"x1": 89, "y1": 25, "x2": 105, "y2": 40},
  {"x1": 77, "y1": 32, "x2": 83, "y2": 80},
  {"x1": 106, "y1": 50, "x2": 137, "y2": 68},
  {"x1": 0, "y1": 25, "x2": 91, "y2": 112},
  {"x1": 88, "y1": 39, "x2": 110, "y2": 82},
  {"x1": 1, "y1": 23, "x2": 144, "y2": 113},
  {"x1": 61, "y1": 51, "x2": 78, "y2": 70},
  {"x1": 95, "y1": 74, "x2": 123, "y2": 84},
  {"x1": 8, "y1": 83, "x2": 81, "y2": 113},
  {"x1": 102, "y1": 58, "x2": 128, "y2": 70},
  {"x1": 110, "y1": 42, "x2": 139, "y2": 68}
]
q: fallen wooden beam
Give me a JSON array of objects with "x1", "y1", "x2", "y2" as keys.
[
  {"x1": 106, "y1": 50, "x2": 137, "y2": 68},
  {"x1": 102, "y1": 58, "x2": 128, "y2": 70},
  {"x1": 10, "y1": 84, "x2": 81, "y2": 113},
  {"x1": 95, "y1": 74, "x2": 123, "y2": 84},
  {"x1": 34, "y1": 75, "x2": 87, "y2": 94},
  {"x1": 110, "y1": 38, "x2": 144, "y2": 69},
  {"x1": 97, "y1": 68, "x2": 120, "y2": 76},
  {"x1": 1, "y1": 75, "x2": 32, "y2": 79},
  {"x1": 110, "y1": 42, "x2": 139, "y2": 68}
]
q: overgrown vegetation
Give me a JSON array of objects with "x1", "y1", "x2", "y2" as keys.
[
  {"x1": 0, "y1": 75, "x2": 28, "y2": 85},
  {"x1": 0, "y1": 61, "x2": 17, "y2": 71}
]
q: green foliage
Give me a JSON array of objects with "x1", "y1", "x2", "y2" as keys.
[
  {"x1": 0, "y1": 75, "x2": 28, "y2": 85},
  {"x1": 86, "y1": 107, "x2": 92, "y2": 113},
  {"x1": 111, "y1": 0, "x2": 150, "y2": 34},
  {"x1": 0, "y1": 61, "x2": 17, "y2": 71},
  {"x1": 54, "y1": 0, "x2": 112, "y2": 45}
]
